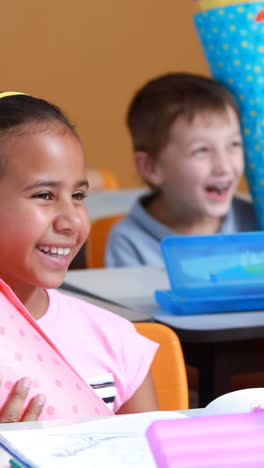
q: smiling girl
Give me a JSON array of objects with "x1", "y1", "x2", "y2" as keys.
[{"x1": 0, "y1": 92, "x2": 158, "y2": 422}]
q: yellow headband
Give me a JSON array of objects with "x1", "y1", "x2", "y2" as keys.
[{"x1": 0, "y1": 92, "x2": 28, "y2": 99}]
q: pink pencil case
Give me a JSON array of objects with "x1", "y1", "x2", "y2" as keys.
[
  {"x1": 147, "y1": 410, "x2": 264, "y2": 467},
  {"x1": 0, "y1": 279, "x2": 112, "y2": 420}
]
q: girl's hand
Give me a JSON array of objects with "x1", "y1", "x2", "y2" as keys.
[{"x1": 0, "y1": 377, "x2": 46, "y2": 423}]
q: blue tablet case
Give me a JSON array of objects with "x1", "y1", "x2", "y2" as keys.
[{"x1": 155, "y1": 232, "x2": 264, "y2": 315}]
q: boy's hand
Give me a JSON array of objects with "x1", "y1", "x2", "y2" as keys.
[{"x1": 0, "y1": 377, "x2": 46, "y2": 423}]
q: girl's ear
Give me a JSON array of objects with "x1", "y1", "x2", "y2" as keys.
[{"x1": 134, "y1": 151, "x2": 165, "y2": 186}]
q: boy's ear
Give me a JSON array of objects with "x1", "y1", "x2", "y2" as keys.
[{"x1": 134, "y1": 151, "x2": 164, "y2": 186}]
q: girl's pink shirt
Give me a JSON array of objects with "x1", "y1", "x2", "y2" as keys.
[{"x1": 37, "y1": 289, "x2": 158, "y2": 412}]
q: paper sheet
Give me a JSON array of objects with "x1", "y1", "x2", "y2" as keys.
[{"x1": 0, "y1": 411, "x2": 187, "y2": 468}]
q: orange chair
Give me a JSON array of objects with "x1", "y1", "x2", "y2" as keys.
[
  {"x1": 87, "y1": 168, "x2": 119, "y2": 191},
  {"x1": 100, "y1": 169, "x2": 119, "y2": 190},
  {"x1": 134, "y1": 322, "x2": 189, "y2": 410},
  {"x1": 86, "y1": 214, "x2": 124, "y2": 268},
  {"x1": 87, "y1": 217, "x2": 190, "y2": 408}
]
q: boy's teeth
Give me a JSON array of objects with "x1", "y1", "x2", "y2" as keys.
[
  {"x1": 38, "y1": 246, "x2": 71, "y2": 256},
  {"x1": 207, "y1": 183, "x2": 230, "y2": 193}
]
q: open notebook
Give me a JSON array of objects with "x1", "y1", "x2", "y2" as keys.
[
  {"x1": 1, "y1": 388, "x2": 264, "y2": 468},
  {"x1": 0, "y1": 279, "x2": 112, "y2": 420}
]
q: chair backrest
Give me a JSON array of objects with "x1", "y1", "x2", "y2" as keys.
[
  {"x1": 134, "y1": 322, "x2": 189, "y2": 410},
  {"x1": 86, "y1": 214, "x2": 124, "y2": 268},
  {"x1": 87, "y1": 168, "x2": 119, "y2": 191}
]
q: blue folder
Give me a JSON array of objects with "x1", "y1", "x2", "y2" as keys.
[{"x1": 155, "y1": 232, "x2": 264, "y2": 315}]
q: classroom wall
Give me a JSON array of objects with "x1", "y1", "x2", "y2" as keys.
[{"x1": 1, "y1": 1, "x2": 208, "y2": 188}]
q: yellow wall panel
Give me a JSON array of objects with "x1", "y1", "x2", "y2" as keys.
[{"x1": 0, "y1": 1, "x2": 208, "y2": 187}]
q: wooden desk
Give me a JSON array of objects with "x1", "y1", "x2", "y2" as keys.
[
  {"x1": 62, "y1": 267, "x2": 264, "y2": 407},
  {"x1": 85, "y1": 188, "x2": 146, "y2": 221}
]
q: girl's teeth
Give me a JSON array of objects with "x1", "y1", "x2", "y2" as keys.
[{"x1": 38, "y1": 246, "x2": 71, "y2": 256}]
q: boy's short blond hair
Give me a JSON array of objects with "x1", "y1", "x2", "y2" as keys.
[{"x1": 126, "y1": 72, "x2": 240, "y2": 158}]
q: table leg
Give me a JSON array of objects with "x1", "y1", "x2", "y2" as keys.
[
  {"x1": 183, "y1": 339, "x2": 264, "y2": 407},
  {"x1": 183, "y1": 342, "x2": 232, "y2": 407},
  {"x1": 197, "y1": 344, "x2": 232, "y2": 407}
]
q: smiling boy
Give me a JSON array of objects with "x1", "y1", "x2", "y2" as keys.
[{"x1": 106, "y1": 73, "x2": 258, "y2": 267}]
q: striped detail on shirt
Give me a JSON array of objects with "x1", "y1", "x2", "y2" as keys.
[{"x1": 85, "y1": 373, "x2": 116, "y2": 411}]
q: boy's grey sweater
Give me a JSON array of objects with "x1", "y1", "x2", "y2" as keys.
[{"x1": 106, "y1": 193, "x2": 258, "y2": 267}]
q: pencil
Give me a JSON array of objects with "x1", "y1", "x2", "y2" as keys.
[{"x1": 9, "y1": 458, "x2": 27, "y2": 468}]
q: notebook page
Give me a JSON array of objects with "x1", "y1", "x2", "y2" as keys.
[
  {"x1": 0, "y1": 411, "x2": 187, "y2": 468},
  {"x1": 202, "y1": 388, "x2": 264, "y2": 416}
]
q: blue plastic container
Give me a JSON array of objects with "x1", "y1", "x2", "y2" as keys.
[{"x1": 155, "y1": 232, "x2": 264, "y2": 315}]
